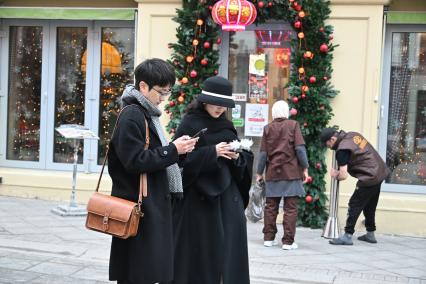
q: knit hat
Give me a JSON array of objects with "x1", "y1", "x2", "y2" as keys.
[
  {"x1": 320, "y1": 127, "x2": 338, "y2": 147},
  {"x1": 197, "y1": 76, "x2": 235, "y2": 108}
]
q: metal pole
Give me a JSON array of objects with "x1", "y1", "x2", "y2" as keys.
[
  {"x1": 69, "y1": 139, "x2": 79, "y2": 208},
  {"x1": 322, "y1": 151, "x2": 340, "y2": 239}
]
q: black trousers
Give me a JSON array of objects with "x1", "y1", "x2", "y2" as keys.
[{"x1": 344, "y1": 182, "x2": 382, "y2": 234}]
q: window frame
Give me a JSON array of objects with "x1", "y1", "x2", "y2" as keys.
[
  {"x1": 0, "y1": 19, "x2": 134, "y2": 173},
  {"x1": 378, "y1": 24, "x2": 426, "y2": 194}
]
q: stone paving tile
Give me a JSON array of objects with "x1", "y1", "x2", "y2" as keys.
[
  {"x1": 0, "y1": 267, "x2": 40, "y2": 283},
  {"x1": 71, "y1": 266, "x2": 110, "y2": 281},
  {"x1": 0, "y1": 256, "x2": 40, "y2": 270},
  {"x1": 28, "y1": 274, "x2": 109, "y2": 284},
  {"x1": 390, "y1": 268, "x2": 426, "y2": 279},
  {"x1": 27, "y1": 262, "x2": 83, "y2": 276}
]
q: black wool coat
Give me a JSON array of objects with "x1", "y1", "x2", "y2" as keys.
[
  {"x1": 108, "y1": 97, "x2": 178, "y2": 284},
  {"x1": 171, "y1": 108, "x2": 253, "y2": 284}
]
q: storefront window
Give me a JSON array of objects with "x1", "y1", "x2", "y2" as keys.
[
  {"x1": 227, "y1": 28, "x2": 292, "y2": 163},
  {"x1": 53, "y1": 27, "x2": 87, "y2": 163},
  {"x1": 386, "y1": 32, "x2": 426, "y2": 186},
  {"x1": 6, "y1": 26, "x2": 43, "y2": 161},
  {"x1": 97, "y1": 27, "x2": 135, "y2": 165}
]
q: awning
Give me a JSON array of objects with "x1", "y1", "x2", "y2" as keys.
[
  {"x1": 0, "y1": 7, "x2": 136, "y2": 21},
  {"x1": 387, "y1": 12, "x2": 426, "y2": 25}
]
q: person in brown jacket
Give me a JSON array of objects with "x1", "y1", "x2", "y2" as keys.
[
  {"x1": 320, "y1": 128, "x2": 390, "y2": 245},
  {"x1": 256, "y1": 100, "x2": 309, "y2": 250}
]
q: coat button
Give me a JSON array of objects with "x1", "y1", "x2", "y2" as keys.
[{"x1": 163, "y1": 150, "x2": 168, "y2": 155}]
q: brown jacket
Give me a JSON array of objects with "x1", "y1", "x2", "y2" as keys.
[
  {"x1": 333, "y1": 131, "x2": 390, "y2": 187},
  {"x1": 260, "y1": 118, "x2": 305, "y2": 181}
]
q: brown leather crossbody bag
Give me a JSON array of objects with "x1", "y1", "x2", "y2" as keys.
[{"x1": 85, "y1": 105, "x2": 149, "y2": 239}]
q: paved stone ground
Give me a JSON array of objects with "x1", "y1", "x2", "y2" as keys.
[{"x1": 0, "y1": 196, "x2": 425, "y2": 284}]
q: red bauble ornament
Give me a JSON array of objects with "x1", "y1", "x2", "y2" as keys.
[
  {"x1": 204, "y1": 41, "x2": 211, "y2": 49},
  {"x1": 294, "y1": 4, "x2": 302, "y2": 11},
  {"x1": 201, "y1": 59, "x2": 208, "y2": 66},
  {"x1": 190, "y1": 70, "x2": 198, "y2": 78},
  {"x1": 214, "y1": 70, "x2": 219, "y2": 75},
  {"x1": 216, "y1": 38, "x2": 222, "y2": 45},
  {"x1": 323, "y1": 76, "x2": 328, "y2": 81},
  {"x1": 309, "y1": 76, "x2": 316, "y2": 83},
  {"x1": 320, "y1": 44, "x2": 328, "y2": 53},
  {"x1": 290, "y1": 108, "x2": 298, "y2": 116},
  {"x1": 289, "y1": 0, "x2": 295, "y2": 2},
  {"x1": 319, "y1": 27, "x2": 324, "y2": 32},
  {"x1": 258, "y1": 1, "x2": 264, "y2": 8},
  {"x1": 315, "y1": 162, "x2": 321, "y2": 169},
  {"x1": 268, "y1": 2, "x2": 273, "y2": 7},
  {"x1": 209, "y1": 5, "x2": 213, "y2": 10},
  {"x1": 294, "y1": 21, "x2": 301, "y2": 29},
  {"x1": 305, "y1": 195, "x2": 313, "y2": 203},
  {"x1": 292, "y1": 96, "x2": 299, "y2": 103},
  {"x1": 306, "y1": 176, "x2": 313, "y2": 183},
  {"x1": 303, "y1": 122, "x2": 308, "y2": 127},
  {"x1": 320, "y1": 105, "x2": 325, "y2": 110},
  {"x1": 169, "y1": 101, "x2": 175, "y2": 107},
  {"x1": 301, "y1": 93, "x2": 306, "y2": 99}
]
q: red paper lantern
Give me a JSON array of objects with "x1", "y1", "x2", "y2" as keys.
[{"x1": 211, "y1": 0, "x2": 257, "y2": 31}]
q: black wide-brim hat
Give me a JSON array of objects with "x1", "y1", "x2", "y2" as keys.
[{"x1": 197, "y1": 76, "x2": 235, "y2": 108}]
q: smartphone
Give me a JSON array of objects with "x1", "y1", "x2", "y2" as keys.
[{"x1": 192, "y1": 128, "x2": 207, "y2": 138}]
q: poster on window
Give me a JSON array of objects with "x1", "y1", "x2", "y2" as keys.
[
  {"x1": 244, "y1": 103, "x2": 268, "y2": 137},
  {"x1": 249, "y1": 54, "x2": 266, "y2": 76}
]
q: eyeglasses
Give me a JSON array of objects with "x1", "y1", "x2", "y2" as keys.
[{"x1": 152, "y1": 87, "x2": 172, "y2": 97}]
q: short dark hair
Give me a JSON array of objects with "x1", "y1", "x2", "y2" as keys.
[
  {"x1": 134, "y1": 58, "x2": 175, "y2": 91},
  {"x1": 320, "y1": 127, "x2": 339, "y2": 147}
]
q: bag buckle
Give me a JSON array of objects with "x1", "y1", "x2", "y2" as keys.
[{"x1": 103, "y1": 215, "x2": 109, "y2": 231}]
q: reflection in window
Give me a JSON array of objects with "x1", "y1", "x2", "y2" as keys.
[
  {"x1": 97, "y1": 27, "x2": 135, "y2": 164},
  {"x1": 7, "y1": 26, "x2": 43, "y2": 161},
  {"x1": 53, "y1": 27, "x2": 87, "y2": 163},
  {"x1": 386, "y1": 32, "x2": 426, "y2": 186},
  {"x1": 227, "y1": 28, "x2": 292, "y2": 176}
]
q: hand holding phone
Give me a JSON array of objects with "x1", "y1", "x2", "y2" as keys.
[{"x1": 192, "y1": 128, "x2": 207, "y2": 138}]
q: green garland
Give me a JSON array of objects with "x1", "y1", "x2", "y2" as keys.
[{"x1": 166, "y1": 0, "x2": 338, "y2": 228}]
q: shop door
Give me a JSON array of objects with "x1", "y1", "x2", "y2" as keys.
[
  {"x1": 379, "y1": 25, "x2": 426, "y2": 193},
  {"x1": 219, "y1": 23, "x2": 293, "y2": 167}
]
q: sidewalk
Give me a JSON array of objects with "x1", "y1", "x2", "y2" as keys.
[{"x1": 0, "y1": 196, "x2": 425, "y2": 284}]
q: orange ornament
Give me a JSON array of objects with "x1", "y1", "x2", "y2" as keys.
[
  {"x1": 304, "y1": 51, "x2": 313, "y2": 59},
  {"x1": 186, "y1": 56, "x2": 194, "y2": 63},
  {"x1": 298, "y1": 11, "x2": 305, "y2": 18},
  {"x1": 298, "y1": 32, "x2": 305, "y2": 39},
  {"x1": 181, "y1": 77, "x2": 189, "y2": 84},
  {"x1": 192, "y1": 39, "x2": 199, "y2": 46},
  {"x1": 197, "y1": 19, "x2": 204, "y2": 26},
  {"x1": 301, "y1": 85, "x2": 309, "y2": 92},
  {"x1": 178, "y1": 96, "x2": 185, "y2": 103},
  {"x1": 298, "y1": 67, "x2": 305, "y2": 74}
]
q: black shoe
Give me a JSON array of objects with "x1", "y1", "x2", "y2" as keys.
[{"x1": 358, "y1": 234, "x2": 377, "y2": 243}]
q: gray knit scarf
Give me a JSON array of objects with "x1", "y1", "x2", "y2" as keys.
[{"x1": 121, "y1": 85, "x2": 183, "y2": 197}]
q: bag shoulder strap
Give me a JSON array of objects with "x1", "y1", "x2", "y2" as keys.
[{"x1": 95, "y1": 104, "x2": 149, "y2": 207}]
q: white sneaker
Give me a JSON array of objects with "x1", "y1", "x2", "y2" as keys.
[
  {"x1": 282, "y1": 242, "x2": 298, "y2": 250},
  {"x1": 263, "y1": 240, "x2": 279, "y2": 247}
]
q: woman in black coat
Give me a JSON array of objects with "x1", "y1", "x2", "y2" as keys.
[
  {"x1": 172, "y1": 76, "x2": 254, "y2": 284},
  {"x1": 108, "y1": 59, "x2": 197, "y2": 284}
]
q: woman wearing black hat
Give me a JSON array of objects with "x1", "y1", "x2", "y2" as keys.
[{"x1": 171, "y1": 76, "x2": 253, "y2": 284}]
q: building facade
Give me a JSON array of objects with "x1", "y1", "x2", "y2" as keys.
[{"x1": 0, "y1": 0, "x2": 425, "y2": 236}]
